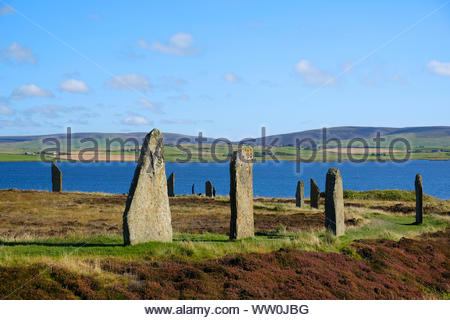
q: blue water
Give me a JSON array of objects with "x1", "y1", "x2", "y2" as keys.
[{"x1": 0, "y1": 160, "x2": 449, "y2": 199}]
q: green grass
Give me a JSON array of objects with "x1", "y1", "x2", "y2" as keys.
[
  {"x1": 2, "y1": 142, "x2": 450, "y2": 162},
  {"x1": 0, "y1": 154, "x2": 44, "y2": 161},
  {"x1": 343, "y1": 189, "x2": 437, "y2": 201},
  {"x1": 0, "y1": 213, "x2": 447, "y2": 265}
]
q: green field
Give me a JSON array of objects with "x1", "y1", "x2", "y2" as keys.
[
  {"x1": 1, "y1": 144, "x2": 449, "y2": 162},
  {"x1": 0, "y1": 213, "x2": 447, "y2": 264},
  {"x1": 0, "y1": 189, "x2": 448, "y2": 299}
]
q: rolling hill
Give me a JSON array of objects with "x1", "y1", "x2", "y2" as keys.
[
  {"x1": 248, "y1": 126, "x2": 450, "y2": 147},
  {"x1": 0, "y1": 126, "x2": 448, "y2": 153}
]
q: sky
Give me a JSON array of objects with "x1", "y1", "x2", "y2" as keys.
[{"x1": 0, "y1": 0, "x2": 449, "y2": 140}]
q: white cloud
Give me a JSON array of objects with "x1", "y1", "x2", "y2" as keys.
[
  {"x1": 223, "y1": 73, "x2": 241, "y2": 83},
  {"x1": 122, "y1": 115, "x2": 151, "y2": 126},
  {"x1": 138, "y1": 32, "x2": 197, "y2": 56},
  {"x1": 59, "y1": 79, "x2": 90, "y2": 93},
  {"x1": 26, "y1": 105, "x2": 66, "y2": 118},
  {"x1": 392, "y1": 74, "x2": 406, "y2": 84},
  {"x1": 0, "y1": 42, "x2": 36, "y2": 64},
  {"x1": 160, "y1": 76, "x2": 186, "y2": 89},
  {"x1": 107, "y1": 73, "x2": 151, "y2": 91},
  {"x1": 137, "y1": 98, "x2": 163, "y2": 114},
  {"x1": 427, "y1": 60, "x2": 450, "y2": 77},
  {"x1": 170, "y1": 33, "x2": 193, "y2": 48},
  {"x1": 0, "y1": 104, "x2": 14, "y2": 115},
  {"x1": 25, "y1": 105, "x2": 88, "y2": 118},
  {"x1": 0, "y1": 98, "x2": 13, "y2": 115},
  {"x1": 0, "y1": 119, "x2": 40, "y2": 127},
  {"x1": 11, "y1": 84, "x2": 53, "y2": 99},
  {"x1": 295, "y1": 60, "x2": 336, "y2": 87},
  {"x1": 161, "y1": 119, "x2": 195, "y2": 125},
  {"x1": 0, "y1": 5, "x2": 14, "y2": 16},
  {"x1": 341, "y1": 61, "x2": 355, "y2": 73},
  {"x1": 169, "y1": 94, "x2": 189, "y2": 101}
]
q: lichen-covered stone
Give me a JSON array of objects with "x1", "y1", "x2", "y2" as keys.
[
  {"x1": 295, "y1": 181, "x2": 304, "y2": 207},
  {"x1": 167, "y1": 172, "x2": 175, "y2": 197},
  {"x1": 123, "y1": 129, "x2": 172, "y2": 245},
  {"x1": 51, "y1": 162, "x2": 62, "y2": 192},
  {"x1": 229, "y1": 146, "x2": 254, "y2": 240},
  {"x1": 205, "y1": 181, "x2": 213, "y2": 197},
  {"x1": 310, "y1": 178, "x2": 320, "y2": 209},
  {"x1": 325, "y1": 168, "x2": 345, "y2": 236},
  {"x1": 415, "y1": 174, "x2": 423, "y2": 225}
]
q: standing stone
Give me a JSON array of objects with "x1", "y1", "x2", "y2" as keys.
[
  {"x1": 325, "y1": 168, "x2": 345, "y2": 236},
  {"x1": 51, "y1": 162, "x2": 62, "y2": 192},
  {"x1": 415, "y1": 174, "x2": 423, "y2": 225},
  {"x1": 167, "y1": 172, "x2": 175, "y2": 197},
  {"x1": 205, "y1": 181, "x2": 213, "y2": 197},
  {"x1": 192, "y1": 184, "x2": 195, "y2": 195},
  {"x1": 123, "y1": 129, "x2": 172, "y2": 245},
  {"x1": 295, "y1": 181, "x2": 304, "y2": 207},
  {"x1": 310, "y1": 178, "x2": 320, "y2": 209},
  {"x1": 229, "y1": 146, "x2": 254, "y2": 240},
  {"x1": 213, "y1": 187, "x2": 216, "y2": 197}
]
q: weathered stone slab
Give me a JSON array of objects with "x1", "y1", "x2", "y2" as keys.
[
  {"x1": 310, "y1": 178, "x2": 320, "y2": 209},
  {"x1": 205, "y1": 181, "x2": 213, "y2": 197},
  {"x1": 192, "y1": 184, "x2": 195, "y2": 195},
  {"x1": 415, "y1": 173, "x2": 423, "y2": 225},
  {"x1": 51, "y1": 162, "x2": 62, "y2": 192},
  {"x1": 167, "y1": 172, "x2": 175, "y2": 197},
  {"x1": 229, "y1": 146, "x2": 254, "y2": 240},
  {"x1": 123, "y1": 129, "x2": 172, "y2": 245},
  {"x1": 325, "y1": 168, "x2": 345, "y2": 236},
  {"x1": 295, "y1": 181, "x2": 304, "y2": 207},
  {"x1": 213, "y1": 187, "x2": 216, "y2": 197}
]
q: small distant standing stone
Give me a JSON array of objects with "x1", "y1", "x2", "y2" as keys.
[
  {"x1": 192, "y1": 184, "x2": 195, "y2": 195},
  {"x1": 205, "y1": 181, "x2": 213, "y2": 197},
  {"x1": 325, "y1": 168, "x2": 345, "y2": 236},
  {"x1": 167, "y1": 172, "x2": 175, "y2": 197},
  {"x1": 415, "y1": 173, "x2": 423, "y2": 225},
  {"x1": 213, "y1": 187, "x2": 216, "y2": 197},
  {"x1": 295, "y1": 181, "x2": 304, "y2": 207},
  {"x1": 123, "y1": 129, "x2": 172, "y2": 245},
  {"x1": 229, "y1": 146, "x2": 254, "y2": 240},
  {"x1": 310, "y1": 178, "x2": 320, "y2": 209},
  {"x1": 51, "y1": 162, "x2": 62, "y2": 192}
]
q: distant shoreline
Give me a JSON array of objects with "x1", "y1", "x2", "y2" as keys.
[{"x1": 0, "y1": 153, "x2": 448, "y2": 163}]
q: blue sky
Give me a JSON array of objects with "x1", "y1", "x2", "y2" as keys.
[{"x1": 0, "y1": 0, "x2": 449, "y2": 140}]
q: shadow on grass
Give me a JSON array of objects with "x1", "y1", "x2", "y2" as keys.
[
  {"x1": 173, "y1": 239, "x2": 229, "y2": 243},
  {"x1": 401, "y1": 221, "x2": 421, "y2": 226},
  {"x1": 0, "y1": 238, "x2": 231, "y2": 247},
  {"x1": 0, "y1": 241, "x2": 123, "y2": 248},
  {"x1": 254, "y1": 231, "x2": 294, "y2": 239}
]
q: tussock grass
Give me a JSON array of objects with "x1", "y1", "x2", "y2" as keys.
[
  {"x1": 0, "y1": 213, "x2": 447, "y2": 266},
  {"x1": 344, "y1": 189, "x2": 436, "y2": 201},
  {"x1": 0, "y1": 189, "x2": 449, "y2": 286}
]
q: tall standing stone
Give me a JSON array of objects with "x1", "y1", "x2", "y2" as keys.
[
  {"x1": 51, "y1": 162, "x2": 62, "y2": 192},
  {"x1": 310, "y1": 178, "x2": 320, "y2": 209},
  {"x1": 167, "y1": 172, "x2": 175, "y2": 197},
  {"x1": 415, "y1": 174, "x2": 423, "y2": 225},
  {"x1": 325, "y1": 168, "x2": 345, "y2": 236},
  {"x1": 123, "y1": 129, "x2": 172, "y2": 245},
  {"x1": 192, "y1": 184, "x2": 195, "y2": 195},
  {"x1": 229, "y1": 146, "x2": 254, "y2": 240},
  {"x1": 295, "y1": 181, "x2": 304, "y2": 207},
  {"x1": 205, "y1": 181, "x2": 213, "y2": 197}
]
